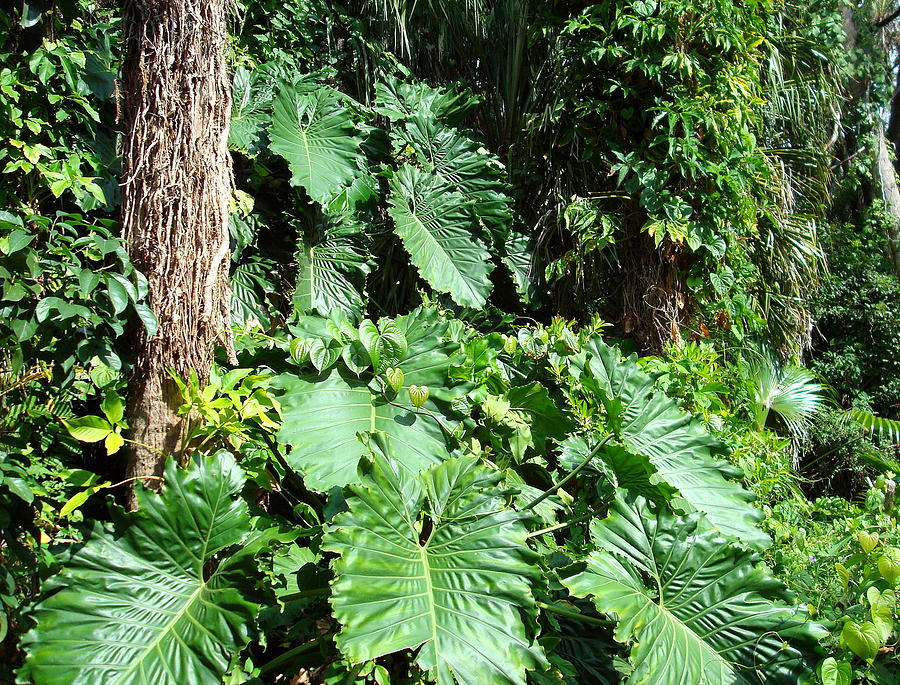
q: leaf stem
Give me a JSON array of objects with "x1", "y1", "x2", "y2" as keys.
[
  {"x1": 121, "y1": 437, "x2": 168, "y2": 458},
  {"x1": 538, "y1": 601, "x2": 613, "y2": 628},
  {"x1": 105, "y1": 475, "x2": 165, "y2": 489},
  {"x1": 258, "y1": 634, "x2": 332, "y2": 676},
  {"x1": 523, "y1": 434, "x2": 613, "y2": 511},
  {"x1": 278, "y1": 586, "x2": 329, "y2": 602},
  {"x1": 526, "y1": 511, "x2": 595, "y2": 539}
]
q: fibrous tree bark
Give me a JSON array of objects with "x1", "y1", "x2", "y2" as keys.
[{"x1": 119, "y1": 0, "x2": 233, "y2": 506}]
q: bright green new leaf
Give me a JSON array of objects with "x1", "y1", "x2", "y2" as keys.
[
  {"x1": 269, "y1": 83, "x2": 362, "y2": 205},
  {"x1": 104, "y1": 430, "x2": 124, "y2": 455},
  {"x1": 19, "y1": 453, "x2": 261, "y2": 685},
  {"x1": 868, "y1": 587, "x2": 895, "y2": 641},
  {"x1": 564, "y1": 495, "x2": 824, "y2": 684},
  {"x1": 817, "y1": 657, "x2": 852, "y2": 685},
  {"x1": 323, "y1": 436, "x2": 547, "y2": 685},
  {"x1": 358, "y1": 319, "x2": 408, "y2": 373},
  {"x1": 100, "y1": 390, "x2": 124, "y2": 424},
  {"x1": 387, "y1": 164, "x2": 493, "y2": 309},
  {"x1": 878, "y1": 547, "x2": 900, "y2": 585},
  {"x1": 62, "y1": 415, "x2": 112, "y2": 443}
]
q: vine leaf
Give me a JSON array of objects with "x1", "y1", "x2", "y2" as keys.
[
  {"x1": 358, "y1": 318, "x2": 407, "y2": 373},
  {"x1": 387, "y1": 164, "x2": 493, "y2": 309},
  {"x1": 564, "y1": 495, "x2": 826, "y2": 685},
  {"x1": 269, "y1": 82, "x2": 362, "y2": 205},
  {"x1": 323, "y1": 435, "x2": 547, "y2": 685},
  {"x1": 19, "y1": 453, "x2": 261, "y2": 685}
]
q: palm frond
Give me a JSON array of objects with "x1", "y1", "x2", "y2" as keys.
[
  {"x1": 745, "y1": 350, "x2": 824, "y2": 436},
  {"x1": 844, "y1": 409, "x2": 900, "y2": 444}
]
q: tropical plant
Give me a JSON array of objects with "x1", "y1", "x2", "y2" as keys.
[
  {"x1": 7, "y1": 0, "x2": 900, "y2": 683},
  {"x1": 744, "y1": 349, "x2": 824, "y2": 436}
]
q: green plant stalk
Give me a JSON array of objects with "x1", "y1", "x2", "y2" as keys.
[
  {"x1": 537, "y1": 601, "x2": 613, "y2": 628},
  {"x1": 258, "y1": 634, "x2": 332, "y2": 676},
  {"x1": 526, "y1": 511, "x2": 596, "y2": 538},
  {"x1": 523, "y1": 433, "x2": 613, "y2": 511},
  {"x1": 278, "y1": 586, "x2": 328, "y2": 602}
]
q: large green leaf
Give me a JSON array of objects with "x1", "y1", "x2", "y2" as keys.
[
  {"x1": 323, "y1": 436, "x2": 547, "y2": 685},
  {"x1": 293, "y1": 215, "x2": 371, "y2": 317},
  {"x1": 845, "y1": 409, "x2": 900, "y2": 444},
  {"x1": 572, "y1": 339, "x2": 768, "y2": 549},
  {"x1": 501, "y1": 230, "x2": 538, "y2": 304},
  {"x1": 400, "y1": 115, "x2": 513, "y2": 239},
  {"x1": 387, "y1": 164, "x2": 493, "y2": 309},
  {"x1": 229, "y1": 65, "x2": 279, "y2": 155},
  {"x1": 19, "y1": 453, "x2": 259, "y2": 685},
  {"x1": 564, "y1": 495, "x2": 825, "y2": 685},
  {"x1": 269, "y1": 83, "x2": 362, "y2": 205},
  {"x1": 274, "y1": 309, "x2": 467, "y2": 490},
  {"x1": 374, "y1": 76, "x2": 479, "y2": 126}
]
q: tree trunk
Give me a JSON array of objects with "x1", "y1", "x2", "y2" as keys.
[
  {"x1": 119, "y1": 0, "x2": 234, "y2": 507},
  {"x1": 619, "y1": 227, "x2": 689, "y2": 354},
  {"x1": 873, "y1": 121, "x2": 900, "y2": 276}
]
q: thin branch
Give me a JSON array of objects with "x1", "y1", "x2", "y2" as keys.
[{"x1": 875, "y1": 7, "x2": 900, "y2": 28}]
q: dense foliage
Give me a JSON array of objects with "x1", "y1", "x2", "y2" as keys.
[{"x1": 2, "y1": 0, "x2": 900, "y2": 684}]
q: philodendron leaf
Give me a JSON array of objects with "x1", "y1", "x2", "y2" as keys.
[
  {"x1": 387, "y1": 164, "x2": 493, "y2": 309},
  {"x1": 19, "y1": 453, "x2": 260, "y2": 685},
  {"x1": 274, "y1": 309, "x2": 467, "y2": 490},
  {"x1": 293, "y1": 214, "x2": 371, "y2": 318},
  {"x1": 323, "y1": 435, "x2": 547, "y2": 685},
  {"x1": 564, "y1": 495, "x2": 825, "y2": 684},
  {"x1": 399, "y1": 114, "x2": 513, "y2": 240},
  {"x1": 571, "y1": 339, "x2": 768, "y2": 549},
  {"x1": 269, "y1": 82, "x2": 362, "y2": 205}
]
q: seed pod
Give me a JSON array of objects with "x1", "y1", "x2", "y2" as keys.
[
  {"x1": 408, "y1": 384, "x2": 429, "y2": 408},
  {"x1": 385, "y1": 367, "x2": 404, "y2": 392},
  {"x1": 502, "y1": 334, "x2": 517, "y2": 354}
]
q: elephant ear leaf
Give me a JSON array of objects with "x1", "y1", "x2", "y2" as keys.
[
  {"x1": 294, "y1": 214, "x2": 371, "y2": 318},
  {"x1": 573, "y1": 338, "x2": 768, "y2": 549},
  {"x1": 564, "y1": 495, "x2": 826, "y2": 685},
  {"x1": 274, "y1": 309, "x2": 465, "y2": 491},
  {"x1": 323, "y1": 435, "x2": 547, "y2": 685},
  {"x1": 387, "y1": 164, "x2": 493, "y2": 309},
  {"x1": 19, "y1": 453, "x2": 260, "y2": 685},
  {"x1": 269, "y1": 81, "x2": 362, "y2": 205}
]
